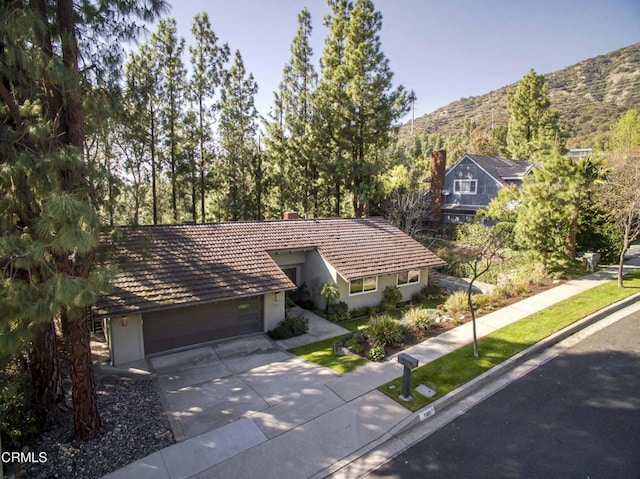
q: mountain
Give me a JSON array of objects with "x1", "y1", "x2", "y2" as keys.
[{"x1": 400, "y1": 43, "x2": 640, "y2": 149}]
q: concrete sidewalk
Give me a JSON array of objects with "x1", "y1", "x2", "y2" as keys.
[{"x1": 103, "y1": 257, "x2": 640, "y2": 479}]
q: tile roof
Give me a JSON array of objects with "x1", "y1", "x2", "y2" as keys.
[
  {"x1": 464, "y1": 155, "x2": 534, "y2": 184},
  {"x1": 95, "y1": 217, "x2": 446, "y2": 317}
]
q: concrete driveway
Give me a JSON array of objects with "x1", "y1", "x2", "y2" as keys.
[{"x1": 150, "y1": 334, "x2": 341, "y2": 441}]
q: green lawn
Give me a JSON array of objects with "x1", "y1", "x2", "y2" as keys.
[
  {"x1": 378, "y1": 269, "x2": 640, "y2": 412},
  {"x1": 288, "y1": 336, "x2": 367, "y2": 373},
  {"x1": 289, "y1": 296, "x2": 446, "y2": 373}
]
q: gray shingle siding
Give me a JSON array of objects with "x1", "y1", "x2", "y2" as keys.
[
  {"x1": 439, "y1": 155, "x2": 534, "y2": 224},
  {"x1": 443, "y1": 156, "x2": 502, "y2": 209}
]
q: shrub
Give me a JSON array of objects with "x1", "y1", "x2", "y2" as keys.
[
  {"x1": 270, "y1": 325, "x2": 294, "y2": 340},
  {"x1": 349, "y1": 307, "x2": 369, "y2": 319},
  {"x1": 328, "y1": 301, "x2": 351, "y2": 323},
  {"x1": 511, "y1": 282, "x2": 532, "y2": 296},
  {"x1": 410, "y1": 291, "x2": 426, "y2": 304},
  {"x1": 403, "y1": 308, "x2": 439, "y2": 331},
  {"x1": 368, "y1": 344, "x2": 386, "y2": 362},
  {"x1": 269, "y1": 312, "x2": 309, "y2": 339},
  {"x1": 283, "y1": 312, "x2": 309, "y2": 335},
  {"x1": 471, "y1": 293, "x2": 492, "y2": 310},
  {"x1": 344, "y1": 332, "x2": 365, "y2": 354},
  {"x1": 381, "y1": 286, "x2": 403, "y2": 310},
  {"x1": 443, "y1": 290, "x2": 470, "y2": 315},
  {"x1": 366, "y1": 314, "x2": 405, "y2": 347},
  {"x1": 0, "y1": 358, "x2": 40, "y2": 450},
  {"x1": 366, "y1": 306, "x2": 379, "y2": 316}
]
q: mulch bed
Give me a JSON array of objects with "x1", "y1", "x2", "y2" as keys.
[{"x1": 355, "y1": 277, "x2": 561, "y2": 360}]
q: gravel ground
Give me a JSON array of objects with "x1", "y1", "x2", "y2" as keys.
[{"x1": 6, "y1": 375, "x2": 175, "y2": 479}]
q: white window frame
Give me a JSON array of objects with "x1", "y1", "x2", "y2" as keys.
[
  {"x1": 349, "y1": 276, "x2": 378, "y2": 295},
  {"x1": 453, "y1": 179, "x2": 478, "y2": 195},
  {"x1": 397, "y1": 270, "x2": 421, "y2": 287}
]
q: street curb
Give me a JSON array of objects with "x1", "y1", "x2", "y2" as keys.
[
  {"x1": 323, "y1": 291, "x2": 640, "y2": 478},
  {"x1": 392, "y1": 291, "x2": 640, "y2": 437}
]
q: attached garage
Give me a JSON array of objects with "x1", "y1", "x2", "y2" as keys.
[{"x1": 142, "y1": 296, "x2": 263, "y2": 355}]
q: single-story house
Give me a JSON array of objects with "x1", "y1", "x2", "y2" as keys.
[
  {"x1": 439, "y1": 154, "x2": 535, "y2": 224},
  {"x1": 96, "y1": 216, "x2": 445, "y2": 365}
]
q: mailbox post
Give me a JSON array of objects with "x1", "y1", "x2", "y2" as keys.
[{"x1": 398, "y1": 353, "x2": 419, "y2": 401}]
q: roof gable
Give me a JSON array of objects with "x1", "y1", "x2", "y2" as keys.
[
  {"x1": 463, "y1": 154, "x2": 534, "y2": 182},
  {"x1": 97, "y1": 217, "x2": 445, "y2": 316}
]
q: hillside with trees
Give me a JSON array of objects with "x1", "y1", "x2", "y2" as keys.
[{"x1": 399, "y1": 43, "x2": 640, "y2": 149}]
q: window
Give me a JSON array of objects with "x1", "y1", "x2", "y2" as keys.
[
  {"x1": 349, "y1": 276, "x2": 377, "y2": 295},
  {"x1": 453, "y1": 179, "x2": 477, "y2": 194},
  {"x1": 397, "y1": 270, "x2": 420, "y2": 286}
]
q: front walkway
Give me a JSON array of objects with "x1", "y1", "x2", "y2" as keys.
[{"x1": 275, "y1": 306, "x2": 349, "y2": 349}]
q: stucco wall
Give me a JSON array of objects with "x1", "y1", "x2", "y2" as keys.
[
  {"x1": 336, "y1": 269, "x2": 429, "y2": 310},
  {"x1": 302, "y1": 249, "x2": 336, "y2": 309},
  {"x1": 109, "y1": 314, "x2": 144, "y2": 365},
  {"x1": 264, "y1": 291, "x2": 286, "y2": 332},
  {"x1": 269, "y1": 251, "x2": 306, "y2": 287}
]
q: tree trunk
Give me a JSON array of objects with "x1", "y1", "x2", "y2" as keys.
[
  {"x1": 565, "y1": 207, "x2": 578, "y2": 257},
  {"x1": 29, "y1": 319, "x2": 65, "y2": 429},
  {"x1": 151, "y1": 107, "x2": 158, "y2": 225},
  {"x1": 618, "y1": 234, "x2": 629, "y2": 288},
  {"x1": 467, "y1": 280, "x2": 478, "y2": 358},
  {"x1": 58, "y1": 0, "x2": 101, "y2": 440},
  {"x1": 68, "y1": 306, "x2": 101, "y2": 440}
]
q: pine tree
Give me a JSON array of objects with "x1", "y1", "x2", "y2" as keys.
[
  {"x1": 123, "y1": 45, "x2": 163, "y2": 225},
  {"x1": 283, "y1": 8, "x2": 319, "y2": 216},
  {"x1": 0, "y1": 0, "x2": 164, "y2": 441},
  {"x1": 264, "y1": 8, "x2": 319, "y2": 218},
  {"x1": 189, "y1": 13, "x2": 229, "y2": 222},
  {"x1": 312, "y1": 0, "x2": 352, "y2": 216},
  {"x1": 152, "y1": 19, "x2": 187, "y2": 223},
  {"x1": 507, "y1": 69, "x2": 564, "y2": 161},
  {"x1": 263, "y1": 86, "x2": 289, "y2": 217},
  {"x1": 218, "y1": 50, "x2": 259, "y2": 220},
  {"x1": 515, "y1": 154, "x2": 578, "y2": 272},
  {"x1": 314, "y1": 0, "x2": 409, "y2": 217}
]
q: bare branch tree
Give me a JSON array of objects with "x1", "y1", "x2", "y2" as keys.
[
  {"x1": 457, "y1": 223, "x2": 507, "y2": 358},
  {"x1": 598, "y1": 149, "x2": 640, "y2": 287},
  {"x1": 384, "y1": 189, "x2": 434, "y2": 238}
]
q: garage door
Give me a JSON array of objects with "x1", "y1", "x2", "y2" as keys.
[{"x1": 143, "y1": 296, "x2": 263, "y2": 355}]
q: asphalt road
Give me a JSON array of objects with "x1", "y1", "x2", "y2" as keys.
[{"x1": 365, "y1": 310, "x2": 640, "y2": 479}]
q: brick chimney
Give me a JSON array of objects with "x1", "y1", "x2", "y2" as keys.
[
  {"x1": 429, "y1": 150, "x2": 446, "y2": 224},
  {"x1": 283, "y1": 211, "x2": 299, "y2": 220}
]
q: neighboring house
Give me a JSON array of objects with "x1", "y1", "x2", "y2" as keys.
[
  {"x1": 566, "y1": 148, "x2": 593, "y2": 159},
  {"x1": 96, "y1": 216, "x2": 445, "y2": 365},
  {"x1": 439, "y1": 154, "x2": 535, "y2": 224}
]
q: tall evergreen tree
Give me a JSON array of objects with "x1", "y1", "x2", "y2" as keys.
[
  {"x1": 312, "y1": 0, "x2": 352, "y2": 216},
  {"x1": 218, "y1": 50, "x2": 259, "y2": 220},
  {"x1": 507, "y1": 69, "x2": 563, "y2": 161},
  {"x1": 315, "y1": 0, "x2": 409, "y2": 217},
  {"x1": 515, "y1": 154, "x2": 578, "y2": 272},
  {"x1": 123, "y1": 45, "x2": 163, "y2": 225},
  {"x1": 0, "y1": 0, "x2": 165, "y2": 441},
  {"x1": 189, "y1": 13, "x2": 229, "y2": 222},
  {"x1": 263, "y1": 86, "x2": 289, "y2": 217},
  {"x1": 152, "y1": 19, "x2": 187, "y2": 223},
  {"x1": 283, "y1": 8, "x2": 319, "y2": 216},
  {"x1": 265, "y1": 8, "x2": 319, "y2": 218}
]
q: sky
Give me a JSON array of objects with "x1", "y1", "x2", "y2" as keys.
[{"x1": 146, "y1": 0, "x2": 640, "y2": 123}]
